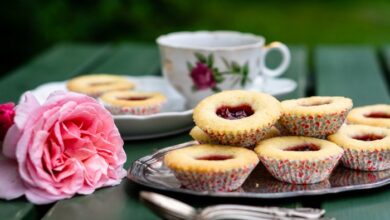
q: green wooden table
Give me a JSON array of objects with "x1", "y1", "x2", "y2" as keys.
[{"x1": 0, "y1": 43, "x2": 389, "y2": 220}]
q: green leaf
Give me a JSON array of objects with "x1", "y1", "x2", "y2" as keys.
[
  {"x1": 213, "y1": 73, "x2": 224, "y2": 83},
  {"x1": 207, "y1": 54, "x2": 214, "y2": 68},
  {"x1": 186, "y1": 62, "x2": 194, "y2": 71},
  {"x1": 191, "y1": 85, "x2": 197, "y2": 91},
  {"x1": 240, "y1": 62, "x2": 250, "y2": 86},
  {"x1": 221, "y1": 57, "x2": 230, "y2": 68},
  {"x1": 212, "y1": 87, "x2": 221, "y2": 93},
  {"x1": 231, "y1": 61, "x2": 241, "y2": 72},
  {"x1": 212, "y1": 68, "x2": 224, "y2": 83},
  {"x1": 194, "y1": 52, "x2": 207, "y2": 63},
  {"x1": 242, "y1": 62, "x2": 249, "y2": 75},
  {"x1": 213, "y1": 68, "x2": 220, "y2": 76}
]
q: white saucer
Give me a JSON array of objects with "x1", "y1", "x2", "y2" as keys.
[{"x1": 29, "y1": 76, "x2": 296, "y2": 140}]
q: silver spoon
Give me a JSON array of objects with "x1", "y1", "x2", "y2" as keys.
[{"x1": 140, "y1": 191, "x2": 334, "y2": 220}]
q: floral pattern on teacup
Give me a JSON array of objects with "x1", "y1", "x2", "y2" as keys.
[{"x1": 188, "y1": 52, "x2": 250, "y2": 92}]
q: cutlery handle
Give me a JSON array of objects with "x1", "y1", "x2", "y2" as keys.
[
  {"x1": 140, "y1": 191, "x2": 196, "y2": 219},
  {"x1": 205, "y1": 205, "x2": 326, "y2": 219}
]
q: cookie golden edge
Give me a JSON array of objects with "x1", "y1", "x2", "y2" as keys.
[
  {"x1": 66, "y1": 74, "x2": 135, "y2": 97},
  {"x1": 99, "y1": 91, "x2": 166, "y2": 115},
  {"x1": 328, "y1": 124, "x2": 390, "y2": 171},
  {"x1": 254, "y1": 136, "x2": 344, "y2": 184},
  {"x1": 193, "y1": 90, "x2": 282, "y2": 147},
  {"x1": 347, "y1": 104, "x2": 390, "y2": 128},
  {"x1": 164, "y1": 144, "x2": 259, "y2": 191}
]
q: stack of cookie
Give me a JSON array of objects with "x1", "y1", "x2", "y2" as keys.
[
  {"x1": 164, "y1": 90, "x2": 390, "y2": 191},
  {"x1": 66, "y1": 74, "x2": 166, "y2": 115}
]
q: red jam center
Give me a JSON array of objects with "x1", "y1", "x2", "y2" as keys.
[
  {"x1": 353, "y1": 134, "x2": 384, "y2": 141},
  {"x1": 299, "y1": 100, "x2": 332, "y2": 107},
  {"x1": 216, "y1": 104, "x2": 254, "y2": 120},
  {"x1": 196, "y1": 155, "x2": 234, "y2": 161},
  {"x1": 118, "y1": 96, "x2": 149, "y2": 101},
  {"x1": 365, "y1": 112, "x2": 390, "y2": 119},
  {"x1": 285, "y1": 144, "x2": 321, "y2": 151}
]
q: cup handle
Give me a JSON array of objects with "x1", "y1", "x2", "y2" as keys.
[{"x1": 260, "y1": 42, "x2": 291, "y2": 77}]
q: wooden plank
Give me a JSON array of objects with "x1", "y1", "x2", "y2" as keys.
[
  {"x1": 0, "y1": 199, "x2": 37, "y2": 220},
  {"x1": 0, "y1": 44, "x2": 110, "y2": 220},
  {"x1": 0, "y1": 43, "x2": 111, "y2": 102},
  {"x1": 382, "y1": 45, "x2": 390, "y2": 83},
  {"x1": 92, "y1": 42, "x2": 161, "y2": 76},
  {"x1": 314, "y1": 46, "x2": 390, "y2": 220},
  {"x1": 43, "y1": 45, "x2": 309, "y2": 220},
  {"x1": 315, "y1": 46, "x2": 390, "y2": 106}
]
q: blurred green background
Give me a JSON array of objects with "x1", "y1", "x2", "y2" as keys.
[{"x1": 1, "y1": 0, "x2": 390, "y2": 76}]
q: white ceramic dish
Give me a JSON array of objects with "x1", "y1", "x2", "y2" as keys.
[{"x1": 29, "y1": 76, "x2": 296, "y2": 140}]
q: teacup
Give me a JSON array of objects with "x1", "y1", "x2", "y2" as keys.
[{"x1": 157, "y1": 31, "x2": 291, "y2": 108}]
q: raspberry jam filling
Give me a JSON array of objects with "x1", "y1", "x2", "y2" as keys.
[
  {"x1": 364, "y1": 112, "x2": 390, "y2": 119},
  {"x1": 196, "y1": 155, "x2": 234, "y2": 161},
  {"x1": 353, "y1": 134, "x2": 385, "y2": 141},
  {"x1": 299, "y1": 100, "x2": 332, "y2": 107},
  {"x1": 216, "y1": 104, "x2": 254, "y2": 120},
  {"x1": 285, "y1": 144, "x2": 321, "y2": 151},
  {"x1": 118, "y1": 96, "x2": 149, "y2": 101}
]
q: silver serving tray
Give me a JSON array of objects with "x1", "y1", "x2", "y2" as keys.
[{"x1": 128, "y1": 141, "x2": 390, "y2": 198}]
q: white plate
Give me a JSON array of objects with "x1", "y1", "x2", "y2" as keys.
[{"x1": 29, "y1": 76, "x2": 296, "y2": 140}]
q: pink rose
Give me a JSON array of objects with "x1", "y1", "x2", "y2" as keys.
[
  {"x1": 0, "y1": 102, "x2": 15, "y2": 141},
  {"x1": 0, "y1": 91, "x2": 126, "y2": 204},
  {"x1": 190, "y1": 62, "x2": 216, "y2": 90}
]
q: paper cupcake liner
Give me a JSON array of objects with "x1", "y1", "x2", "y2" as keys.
[
  {"x1": 280, "y1": 109, "x2": 349, "y2": 138},
  {"x1": 192, "y1": 126, "x2": 280, "y2": 147},
  {"x1": 341, "y1": 149, "x2": 390, "y2": 171},
  {"x1": 101, "y1": 101, "x2": 163, "y2": 115},
  {"x1": 260, "y1": 154, "x2": 342, "y2": 184},
  {"x1": 205, "y1": 125, "x2": 274, "y2": 148},
  {"x1": 172, "y1": 163, "x2": 257, "y2": 192}
]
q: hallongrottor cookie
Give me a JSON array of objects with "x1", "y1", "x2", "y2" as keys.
[
  {"x1": 347, "y1": 104, "x2": 390, "y2": 128},
  {"x1": 67, "y1": 74, "x2": 135, "y2": 97},
  {"x1": 255, "y1": 136, "x2": 344, "y2": 184},
  {"x1": 164, "y1": 144, "x2": 259, "y2": 191},
  {"x1": 328, "y1": 124, "x2": 390, "y2": 171},
  {"x1": 193, "y1": 90, "x2": 282, "y2": 147},
  {"x1": 280, "y1": 96, "x2": 353, "y2": 138},
  {"x1": 99, "y1": 91, "x2": 166, "y2": 115}
]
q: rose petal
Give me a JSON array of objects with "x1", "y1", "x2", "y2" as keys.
[
  {"x1": 0, "y1": 159, "x2": 25, "y2": 199},
  {"x1": 2, "y1": 125, "x2": 22, "y2": 159},
  {"x1": 83, "y1": 155, "x2": 109, "y2": 185},
  {"x1": 14, "y1": 92, "x2": 40, "y2": 128}
]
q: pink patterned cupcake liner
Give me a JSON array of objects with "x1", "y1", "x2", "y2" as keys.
[
  {"x1": 101, "y1": 101, "x2": 163, "y2": 115},
  {"x1": 280, "y1": 110, "x2": 349, "y2": 138},
  {"x1": 341, "y1": 149, "x2": 390, "y2": 171},
  {"x1": 172, "y1": 164, "x2": 257, "y2": 192},
  {"x1": 204, "y1": 125, "x2": 274, "y2": 148},
  {"x1": 260, "y1": 154, "x2": 343, "y2": 184}
]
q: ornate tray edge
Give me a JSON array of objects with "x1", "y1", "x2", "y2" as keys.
[{"x1": 128, "y1": 141, "x2": 390, "y2": 198}]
